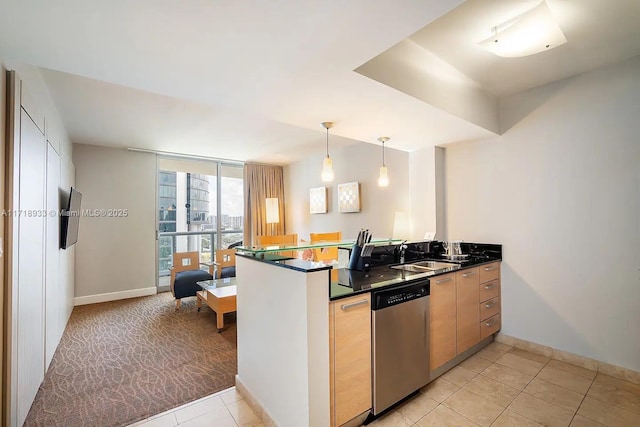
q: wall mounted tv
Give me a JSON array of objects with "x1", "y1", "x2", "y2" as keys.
[{"x1": 61, "y1": 187, "x2": 82, "y2": 249}]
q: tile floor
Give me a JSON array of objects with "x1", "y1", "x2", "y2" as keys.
[
  {"x1": 370, "y1": 341, "x2": 640, "y2": 427},
  {"x1": 130, "y1": 341, "x2": 640, "y2": 427},
  {"x1": 129, "y1": 387, "x2": 263, "y2": 427}
]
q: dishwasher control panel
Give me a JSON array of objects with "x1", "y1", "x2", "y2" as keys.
[{"x1": 372, "y1": 280, "x2": 430, "y2": 310}]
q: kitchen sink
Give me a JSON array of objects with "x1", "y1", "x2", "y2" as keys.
[{"x1": 390, "y1": 260, "x2": 459, "y2": 272}]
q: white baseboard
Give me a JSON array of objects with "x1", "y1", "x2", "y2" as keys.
[{"x1": 74, "y1": 287, "x2": 157, "y2": 306}]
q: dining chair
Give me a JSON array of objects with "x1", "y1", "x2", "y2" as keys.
[
  {"x1": 256, "y1": 234, "x2": 298, "y2": 259},
  {"x1": 310, "y1": 231, "x2": 342, "y2": 263}
]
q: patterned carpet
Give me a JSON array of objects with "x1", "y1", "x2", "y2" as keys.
[{"x1": 24, "y1": 292, "x2": 237, "y2": 427}]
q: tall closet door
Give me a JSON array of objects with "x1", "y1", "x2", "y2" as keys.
[
  {"x1": 45, "y1": 142, "x2": 60, "y2": 369},
  {"x1": 16, "y1": 108, "x2": 46, "y2": 425}
]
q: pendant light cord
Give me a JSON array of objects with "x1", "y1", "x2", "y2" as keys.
[
  {"x1": 382, "y1": 140, "x2": 385, "y2": 166},
  {"x1": 326, "y1": 128, "x2": 330, "y2": 158}
]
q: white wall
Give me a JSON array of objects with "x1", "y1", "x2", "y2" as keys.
[
  {"x1": 285, "y1": 142, "x2": 410, "y2": 241},
  {"x1": 409, "y1": 146, "x2": 446, "y2": 240},
  {"x1": 444, "y1": 56, "x2": 640, "y2": 371},
  {"x1": 74, "y1": 144, "x2": 156, "y2": 301}
]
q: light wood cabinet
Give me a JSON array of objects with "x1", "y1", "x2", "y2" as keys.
[
  {"x1": 479, "y1": 262, "x2": 501, "y2": 339},
  {"x1": 329, "y1": 294, "x2": 371, "y2": 427},
  {"x1": 429, "y1": 273, "x2": 457, "y2": 370},
  {"x1": 456, "y1": 267, "x2": 480, "y2": 354}
]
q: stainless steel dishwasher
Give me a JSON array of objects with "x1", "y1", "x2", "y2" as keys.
[{"x1": 371, "y1": 280, "x2": 430, "y2": 415}]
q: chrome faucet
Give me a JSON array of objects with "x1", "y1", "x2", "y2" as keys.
[{"x1": 399, "y1": 241, "x2": 408, "y2": 264}]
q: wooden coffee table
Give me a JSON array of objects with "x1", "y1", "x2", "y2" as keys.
[{"x1": 196, "y1": 278, "x2": 237, "y2": 332}]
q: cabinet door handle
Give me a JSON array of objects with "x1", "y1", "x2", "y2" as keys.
[
  {"x1": 484, "y1": 265, "x2": 497, "y2": 271},
  {"x1": 485, "y1": 300, "x2": 497, "y2": 308},
  {"x1": 462, "y1": 271, "x2": 474, "y2": 278},
  {"x1": 435, "y1": 277, "x2": 452, "y2": 284},
  {"x1": 484, "y1": 283, "x2": 496, "y2": 290},
  {"x1": 341, "y1": 299, "x2": 369, "y2": 311},
  {"x1": 485, "y1": 318, "x2": 497, "y2": 327}
]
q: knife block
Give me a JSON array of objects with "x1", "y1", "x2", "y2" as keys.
[{"x1": 348, "y1": 245, "x2": 371, "y2": 271}]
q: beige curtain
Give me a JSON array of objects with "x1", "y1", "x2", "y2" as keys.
[{"x1": 243, "y1": 163, "x2": 285, "y2": 246}]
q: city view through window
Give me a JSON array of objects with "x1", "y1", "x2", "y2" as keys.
[{"x1": 157, "y1": 161, "x2": 243, "y2": 279}]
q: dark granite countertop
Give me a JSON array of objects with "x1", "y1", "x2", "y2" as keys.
[
  {"x1": 329, "y1": 256, "x2": 501, "y2": 300},
  {"x1": 238, "y1": 242, "x2": 502, "y2": 301}
]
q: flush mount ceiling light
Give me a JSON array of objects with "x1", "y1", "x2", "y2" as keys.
[
  {"x1": 377, "y1": 136, "x2": 389, "y2": 187},
  {"x1": 320, "y1": 121, "x2": 335, "y2": 182},
  {"x1": 478, "y1": 0, "x2": 567, "y2": 58}
]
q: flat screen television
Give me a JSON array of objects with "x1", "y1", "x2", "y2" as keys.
[{"x1": 61, "y1": 187, "x2": 82, "y2": 249}]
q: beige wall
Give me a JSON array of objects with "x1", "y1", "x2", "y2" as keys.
[
  {"x1": 284, "y1": 141, "x2": 410, "y2": 241},
  {"x1": 444, "y1": 56, "x2": 640, "y2": 371},
  {"x1": 73, "y1": 144, "x2": 156, "y2": 300}
]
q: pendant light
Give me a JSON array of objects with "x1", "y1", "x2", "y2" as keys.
[
  {"x1": 378, "y1": 136, "x2": 389, "y2": 187},
  {"x1": 321, "y1": 121, "x2": 335, "y2": 182}
]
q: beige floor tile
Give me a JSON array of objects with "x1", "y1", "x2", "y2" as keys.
[
  {"x1": 174, "y1": 396, "x2": 225, "y2": 424},
  {"x1": 441, "y1": 366, "x2": 477, "y2": 387},
  {"x1": 524, "y1": 377, "x2": 585, "y2": 412},
  {"x1": 178, "y1": 406, "x2": 236, "y2": 427},
  {"x1": 569, "y1": 415, "x2": 607, "y2": 427},
  {"x1": 508, "y1": 348, "x2": 551, "y2": 364},
  {"x1": 396, "y1": 392, "x2": 439, "y2": 422},
  {"x1": 416, "y1": 405, "x2": 480, "y2": 426},
  {"x1": 226, "y1": 399, "x2": 262, "y2": 426},
  {"x1": 577, "y1": 396, "x2": 640, "y2": 427},
  {"x1": 508, "y1": 393, "x2": 574, "y2": 427},
  {"x1": 495, "y1": 352, "x2": 545, "y2": 376},
  {"x1": 422, "y1": 378, "x2": 461, "y2": 403},
  {"x1": 369, "y1": 410, "x2": 414, "y2": 426},
  {"x1": 443, "y1": 388, "x2": 504, "y2": 426},
  {"x1": 594, "y1": 373, "x2": 640, "y2": 396},
  {"x1": 587, "y1": 381, "x2": 640, "y2": 415},
  {"x1": 537, "y1": 364, "x2": 593, "y2": 394},
  {"x1": 476, "y1": 343, "x2": 511, "y2": 362},
  {"x1": 481, "y1": 363, "x2": 534, "y2": 390},
  {"x1": 491, "y1": 410, "x2": 543, "y2": 427},
  {"x1": 547, "y1": 359, "x2": 597, "y2": 380},
  {"x1": 463, "y1": 374, "x2": 520, "y2": 407},
  {"x1": 219, "y1": 387, "x2": 244, "y2": 405},
  {"x1": 460, "y1": 354, "x2": 493, "y2": 374},
  {"x1": 134, "y1": 412, "x2": 178, "y2": 427}
]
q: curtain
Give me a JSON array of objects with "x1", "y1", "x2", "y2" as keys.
[{"x1": 243, "y1": 163, "x2": 285, "y2": 246}]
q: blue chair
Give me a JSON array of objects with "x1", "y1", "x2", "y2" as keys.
[{"x1": 170, "y1": 252, "x2": 214, "y2": 309}]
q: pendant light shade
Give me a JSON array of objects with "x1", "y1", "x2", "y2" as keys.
[
  {"x1": 378, "y1": 136, "x2": 389, "y2": 187},
  {"x1": 321, "y1": 122, "x2": 335, "y2": 182}
]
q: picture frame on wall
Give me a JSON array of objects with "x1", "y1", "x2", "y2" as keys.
[
  {"x1": 338, "y1": 181, "x2": 360, "y2": 213},
  {"x1": 309, "y1": 186, "x2": 327, "y2": 214}
]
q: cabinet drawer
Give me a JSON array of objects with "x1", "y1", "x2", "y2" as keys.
[
  {"x1": 479, "y1": 262, "x2": 500, "y2": 283},
  {"x1": 480, "y1": 296, "x2": 500, "y2": 321},
  {"x1": 479, "y1": 279, "x2": 500, "y2": 302},
  {"x1": 481, "y1": 313, "x2": 501, "y2": 339}
]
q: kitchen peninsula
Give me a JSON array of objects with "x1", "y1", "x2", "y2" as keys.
[{"x1": 234, "y1": 240, "x2": 502, "y2": 427}]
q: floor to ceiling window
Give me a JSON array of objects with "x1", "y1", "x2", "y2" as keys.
[{"x1": 157, "y1": 158, "x2": 243, "y2": 291}]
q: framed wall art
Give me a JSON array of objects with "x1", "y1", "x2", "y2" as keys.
[
  {"x1": 338, "y1": 181, "x2": 360, "y2": 213},
  {"x1": 309, "y1": 186, "x2": 327, "y2": 214}
]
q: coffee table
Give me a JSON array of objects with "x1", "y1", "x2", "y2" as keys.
[{"x1": 196, "y1": 277, "x2": 237, "y2": 332}]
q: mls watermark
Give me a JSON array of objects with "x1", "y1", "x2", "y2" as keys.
[{"x1": 1, "y1": 209, "x2": 129, "y2": 218}]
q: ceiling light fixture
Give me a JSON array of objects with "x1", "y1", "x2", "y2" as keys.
[
  {"x1": 478, "y1": 0, "x2": 566, "y2": 58},
  {"x1": 321, "y1": 122, "x2": 335, "y2": 182},
  {"x1": 377, "y1": 136, "x2": 389, "y2": 187}
]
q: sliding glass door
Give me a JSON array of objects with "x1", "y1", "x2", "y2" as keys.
[{"x1": 156, "y1": 158, "x2": 243, "y2": 292}]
